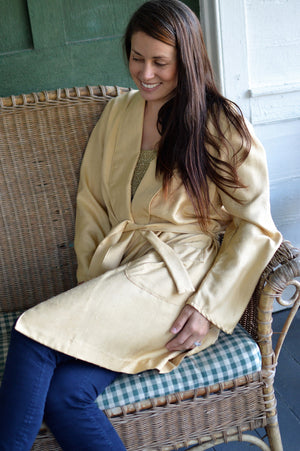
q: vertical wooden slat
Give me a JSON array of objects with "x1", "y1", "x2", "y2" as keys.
[{"x1": 26, "y1": 0, "x2": 66, "y2": 49}]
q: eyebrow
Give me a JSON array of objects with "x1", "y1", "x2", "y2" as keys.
[{"x1": 131, "y1": 49, "x2": 169, "y2": 59}]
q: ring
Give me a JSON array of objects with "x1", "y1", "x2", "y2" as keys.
[{"x1": 194, "y1": 341, "x2": 202, "y2": 347}]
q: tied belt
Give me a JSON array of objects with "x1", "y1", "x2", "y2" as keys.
[{"x1": 88, "y1": 220, "x2": 198, "y2": 294}]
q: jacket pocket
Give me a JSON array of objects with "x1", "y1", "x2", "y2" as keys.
[
  {"x1": 125, "y1": 252, "x2": 178, "y2": 302},
  {"x1": 124, "y1": 246, "x2": 203, "y2": 303}
]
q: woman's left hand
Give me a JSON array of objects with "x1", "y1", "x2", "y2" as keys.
[{"x1": 166, "y1": 305, "x2": 210, "y2": 352}]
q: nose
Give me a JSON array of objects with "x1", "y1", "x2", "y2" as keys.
[{"x1": 141, "y1": 62, "x2": 155, "y2": 80}]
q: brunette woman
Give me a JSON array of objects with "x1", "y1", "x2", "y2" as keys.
[{"x1": 0, "y1": 1, "x2": 281, "y2": 449}]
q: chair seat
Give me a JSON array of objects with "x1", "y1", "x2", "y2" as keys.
[
  {"x1": 0, "y1": 312, "x2": 261, "y2": 414},
  {"x1": 97, "y1": 324, "x2": 261, "y2": 410}
]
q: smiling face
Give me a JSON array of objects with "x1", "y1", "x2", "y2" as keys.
[{"x1": 129, "y1": 31, "x2": 178, "y2": 108}]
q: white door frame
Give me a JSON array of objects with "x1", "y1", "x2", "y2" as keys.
[{"x1": 199, "y1": 0, "x2": 251, "y2": 118}]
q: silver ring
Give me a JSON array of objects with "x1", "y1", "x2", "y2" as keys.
[{"x1": 194, "y1": 341, "x2": 202, "y2": 347}]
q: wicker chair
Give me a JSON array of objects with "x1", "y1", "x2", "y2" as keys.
[{"x1": 0, "y1": 86, "x2": 299, "y2": 451}]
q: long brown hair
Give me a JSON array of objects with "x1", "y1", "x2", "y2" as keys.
[{"x1": 124, "y1": 0, "x2": 251, "y2": 229}]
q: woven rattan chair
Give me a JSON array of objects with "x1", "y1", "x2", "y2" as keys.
[{"x1": 0, "y1": 86, "x2": 299, "y2": 451}]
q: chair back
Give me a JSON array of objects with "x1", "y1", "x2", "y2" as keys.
[{"x1": 0, "y1": 86, "x2": 126, "y2": 312}]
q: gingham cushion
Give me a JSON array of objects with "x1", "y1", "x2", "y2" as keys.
[
  {"x1": 0, "y1": 311, "x2": 22, "y2": 382},
  {"x1": 96, "y1": 324, "x2": 261, "y2": 410}
]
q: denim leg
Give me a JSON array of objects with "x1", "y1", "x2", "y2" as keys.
[
  {"x1": 0, "y1": 328, "x2": 68, "y2": 451},
  {"x1": 44, "y1": 360, "x2": 126, "y2": 451}
]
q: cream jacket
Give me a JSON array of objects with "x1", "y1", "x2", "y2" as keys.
[{"x1": 16, "y1": 91, "x2": 282, "y2": 373}]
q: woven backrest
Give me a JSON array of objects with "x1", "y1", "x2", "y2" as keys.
[{"x1": 0, "y1": 86, "x2": 127, "y2": 313}]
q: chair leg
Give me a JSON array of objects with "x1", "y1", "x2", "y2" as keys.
[{"x1": 266, "y1": 420, "x2": 283, "y2": 451}]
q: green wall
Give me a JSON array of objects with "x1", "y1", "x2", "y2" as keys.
[{"x1": 0, "y1": 0, "x2": 199, "y2": 97}]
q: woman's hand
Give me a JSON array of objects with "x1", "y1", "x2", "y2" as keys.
[{"x1": 166, "y1": 305, "x2": 210, "y2": 352}]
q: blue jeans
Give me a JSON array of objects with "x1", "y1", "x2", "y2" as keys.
[{"x1": 0, "y1": 328, "x2": 126, "y2": 450}]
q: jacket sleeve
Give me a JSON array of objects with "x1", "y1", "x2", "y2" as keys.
[
  {"x1": 74, "y1": 100, "x2": 115, "y2": 283},
  {"x1": 186, "y1": 121, "x2": 282, "y2": 333}
]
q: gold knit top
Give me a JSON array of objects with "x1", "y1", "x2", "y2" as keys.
[{"x1": 131, "y1": 149, "x2": 156, "y2": 199}]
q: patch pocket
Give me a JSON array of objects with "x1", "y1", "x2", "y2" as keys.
[{"x1": 125, "y1": 252, "x2": 180, "y2": 302}]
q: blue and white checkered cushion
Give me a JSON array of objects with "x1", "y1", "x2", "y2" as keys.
[
  {"x1": 0, "y1": 312, "x2": 261, "y2": 411},
  {"x1": 0, "y1": 311, "x2": 22, "y2": 382},
  {"x1": 96, "y1": 324, "x2": 261, "y2": 410}
]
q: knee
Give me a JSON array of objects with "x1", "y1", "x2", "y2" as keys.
[
  {"x1": 44, "y1": 364, "x2": 96, "y2": 417},
  {"x1": 45, "y1": 375, "x2": 77, "y2": 418}
]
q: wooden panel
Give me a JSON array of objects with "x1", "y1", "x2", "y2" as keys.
[
  {"x1": 0, "y1": 0, "x2": 200, "y2": 97},
  {"x1": 0, "y1": 0, "x2": 33, "y2": 54},
  {"x1": 27, "y1": 0, "x2": 65, "y2": 48},
  {"x1": 63, "y1": 0, "x2": 199, "y2": 42},
  {"x1": 63, "y1": 0, "x2": 143, "y2": 42},
  {"x1": 65, "y1": 37, "x2": 133, "y2": 88}
]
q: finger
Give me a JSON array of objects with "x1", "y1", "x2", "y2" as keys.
[
  {"x1": 166, "y1": 335, "x2": 194, "y2": 351},
  {"x1": 167, "y1": 317, "x2": 200, "y2": 351},
  {"x1": 170, "y1": 305, "x2": 194, "y2": 334},
  {"x1": 167, "y1": 330, "x2": 189, "y2": 350},
  {"x1": 167, "y1": 308, "x2": 209, "y2": 351},
  {"x1": 166, "y1": 329, "x2": 201, "y2": 351}
]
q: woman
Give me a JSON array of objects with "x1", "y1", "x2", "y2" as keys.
[{"x1": 0, "y1": 0, "x2": 281, "y2": 449}]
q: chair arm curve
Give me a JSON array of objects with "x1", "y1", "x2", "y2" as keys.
[
  {"x1": 257, "y1": 251, "x2": 300, "y2": 364},
  {"x1": 268, "y1": 256, "x2": 300, "y2": 360},
  {"x1": 268, "y1": 256, "x2": 300, "y2": 307},
  {"x1": 254, "y1": 246, "x2": 299, "y2": 421}
]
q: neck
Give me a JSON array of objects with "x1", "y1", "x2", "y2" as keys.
[{"x1": 144, "y1": 100, "x2": 162, "y2": 118}]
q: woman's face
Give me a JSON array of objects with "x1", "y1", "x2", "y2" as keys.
[{"x1": 129, "y1": 31, "x2": 178, "y2": 108}]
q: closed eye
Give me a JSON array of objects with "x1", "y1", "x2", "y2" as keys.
[{"x1": 131, "y1": 56, "x2": 167, "y2": 67}]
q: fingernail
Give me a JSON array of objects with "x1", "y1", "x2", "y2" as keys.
[{"x1": 171, "y1": 327, "x2": 177, "y2": 334}]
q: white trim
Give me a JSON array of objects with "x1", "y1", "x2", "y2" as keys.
[
  {"x1": 199, "y1": 0, "x2": 224, "y2": 94},
  {"x1": 200, "y1": 0, "x2": 252, "y2": 118},
  {"x1": 249, "y1": 82, "x2": 300, "y2": 98},
  {"x1": 200, "y1": 0, "x2": 251, "y2": 118},
  {"x1": 250, "y1": 89, "x2": 300, "y2": 124}
]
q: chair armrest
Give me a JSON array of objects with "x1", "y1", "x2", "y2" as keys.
[
  {"x1": 257, "y1": 241, "x2": 300, "y2": 360},
  {"x1": 255, "y1": 241, "x2": 300, "y2": 418}
]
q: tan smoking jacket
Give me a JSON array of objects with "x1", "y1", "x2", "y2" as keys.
[{"x1": 16, "y1": 91, "x2": 282, "y2": 373}]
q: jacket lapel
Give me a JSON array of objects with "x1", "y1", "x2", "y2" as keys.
[{"x1": 108, "y1": 91, "x2": 162, "y2": 224}]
